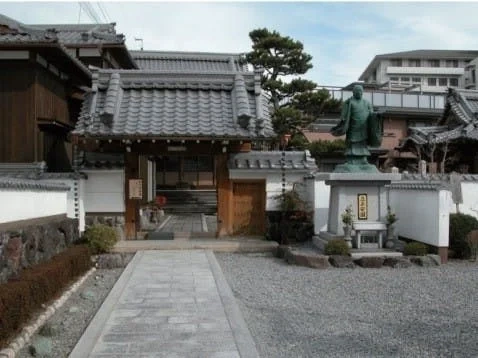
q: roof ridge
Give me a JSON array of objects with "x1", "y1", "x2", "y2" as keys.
[{"x1": 130, "y1": 50, "x2": 245, "y2": 57}]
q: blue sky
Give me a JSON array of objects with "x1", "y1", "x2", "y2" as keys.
[{"x1": 2, "y1": 2, "x2": 478, "y2": 87}]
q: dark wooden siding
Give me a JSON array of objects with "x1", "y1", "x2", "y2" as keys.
[
  {"x1": 34, "y1": 67, "x2": 70, "y2": 126},
  {"x1": 0, "y1": 63, "x2": 36, "y2": 162}
]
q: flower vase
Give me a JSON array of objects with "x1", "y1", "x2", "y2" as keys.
[{"x1": 343, "y1": 225, "x2": 352, "y2": 248}]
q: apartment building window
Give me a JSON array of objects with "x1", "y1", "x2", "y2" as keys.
[
  {"x1": 428, "y1": 78, "x2": 437, "y2": 86},
  {"x1": 390, "y1": 59, "x2": 402, "y2": 67},
  {"x1": 438, "y1": 78, "x2": 447, "y2": 86},
  {"x1": 400, "y1": 77, "x2": 410, "y2": 83},
  {"x1": 408, "y1": 59, "x2": 420, "y2": 67},
  {"x1": 428, "y1": 60, "x2": 440, "y2": 67},
  {"x1": 390, "y1": 77, "x2": 399, "y2": 82},
  {"x1": 449, "y1": 78, "x2": 458, "y2": 87},
  {"x1": 412, "y1": 77, "x2": 421, "y2": 83},
  {"x1": 446, "y1": 60, "x2": 459, "y2": 68}
]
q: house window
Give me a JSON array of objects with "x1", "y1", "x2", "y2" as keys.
[
  {"x1": 412, "y1": 77, "x2": 421, "y2": 83},
  {"x1": 401, "y1": 77, "x2": 410, "y2": 83},
  {"x1": 428, "y1": 60, "x2": 440, "y2": 67},
  {"x1": 390, "y1": 77, "x2": 399, "y2": 82},
  {"x1": 449, "y1": 78, "x2": 458, "y2": 87},
  {"x1": 438, "y1": 78, "x2": 447, "y2": 86},
  {"x1": 446, "y1": 60, "x2": 459, "y2": 68},
  {"x1": 428, "y1": 78, "x2": 437, "y2": 86},
  {"x1": 408, "y1": 59, "x2": 421, "y2": 67},
  {"x1": 390, "y1": 59, "x2": 402, "y2": 67},
  {"x1": 473, "y1": 70, "x2": 476, "y2": 83}
]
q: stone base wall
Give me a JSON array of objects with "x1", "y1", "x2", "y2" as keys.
[
  {"x1": 85, "y1": 214, "x2": 125, "y2": 242},
  {"x1": 0, "y1": 217, "x2": 79, "y2": 284}
]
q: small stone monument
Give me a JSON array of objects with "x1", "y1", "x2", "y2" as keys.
[{"x1": 418, "y1": 160, "x2": 427, "y2": 176}]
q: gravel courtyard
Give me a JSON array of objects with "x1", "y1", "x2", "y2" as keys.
[{"x1": 216, "y1": 253, "x2": 478, "y2": 358}]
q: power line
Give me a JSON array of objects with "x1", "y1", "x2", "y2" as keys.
[
  {"x1": 96, "y1": 2, "x2": 110, "y2": 23},
  {"x1": 79, "y1": 2, "x2": 100, "y2": 23}
]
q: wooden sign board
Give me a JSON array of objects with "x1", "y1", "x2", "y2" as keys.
[
  {"x1": 357, "y1": 193, "x2": 368, "y2": 220},
  {"x1": 129, "y1": 179, "x2": 143, "y2": 199}
]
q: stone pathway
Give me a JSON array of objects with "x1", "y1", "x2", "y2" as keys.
[
  {"x1": 70, "y1": 250, "x2": 259, "y2": 358},
  {"x1": 157, "y1": 214, "x2": 205, "y2": 232}
]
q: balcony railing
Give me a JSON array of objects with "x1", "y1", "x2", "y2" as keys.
[{"x1": 328, "y1": 90, "x2": 445, "y2": 110}]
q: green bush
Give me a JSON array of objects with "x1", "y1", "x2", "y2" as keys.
[
  {"x1": 83, "y1": 224, "x2": 118, "y2": 254},
  {"x1": 449, "y1": 213, "x2": 478, "y2": 259},
  {"x1": 324, "y1": 239, "x2": 350, "y2": 256},
  {"x1": 403, "y1": 242, "x2": 428, "y2": 256}
]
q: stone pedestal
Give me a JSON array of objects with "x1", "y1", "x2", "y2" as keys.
[{"x1": 316, "y1": 172, "x2": 401, "y2": 241}]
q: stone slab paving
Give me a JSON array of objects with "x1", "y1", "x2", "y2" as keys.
[
  {"x1": 70, "y1": 250, "x2": 259, "y2": 358},
  {"x1": 157, "y1": 214, "x2": 204, "y2": 232}
]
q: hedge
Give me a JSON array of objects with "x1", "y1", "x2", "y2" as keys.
[{"x1": 0, "y1": 245, "x2": 91, "y2": 348}]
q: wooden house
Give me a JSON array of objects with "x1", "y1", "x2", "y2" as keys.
[{"x1": 0, "y1": 14, "x2": 135, "y2": 171}]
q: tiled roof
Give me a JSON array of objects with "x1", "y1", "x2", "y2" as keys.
[
  {"x1": 399, "y1": 88, "x2": 478, "y2": 148},
  {"x1": 0, "y1": 14, "x2": 91, "y2": 78},
  {"x1": 228, "y1": 150, "x2": 317, "y2": 171},
  {"x1": 388, "y1": 182, "x2": 447, "y2": 191},
  {"x1": 0, "y1": 177, "x2": 70, "y2": 191},
  {"x1": 401, "y1": 173, "x2": 478, "y2": 182},
  {"x1": 131, "y1": 51, "x2": 249, "y2": 72},
  {"x1": 73, "y1": 68, "x2": 274, "y2": 139},
  {"x1": 79, "y1": 152, "x2": 124, "y2": 169},
  {"x1": 0, "y1": 14, "x2": 57, "y2": 43},
  {"x1": 0, "y1": 162, "x2": 85, "y2": 179},
  {"x1": 31, "y1": 23, "x2": 125, "y2": 45}
]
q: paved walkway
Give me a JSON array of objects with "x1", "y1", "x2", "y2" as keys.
[
  {"x1": 157, "y1": 214, "x2": 205, "y2": 232},
  {"x1": 70, "y1": 250, "x2": 259, "y2": 358}
]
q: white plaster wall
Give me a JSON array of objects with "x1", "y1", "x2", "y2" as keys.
[
  {"x1": 228, "y1": 170, "x2": 307, "y2": 210},
  {"x1": 310, "y1": 179, "x2": 330, "y2": 234},
  {"x1": 44, "y1": 178, "x2": 85, "y2": 233},
  {"x1": 83, "y1": 170, "x2": 125, "y2": 213},
  {"x1": 0, "y1": 189, "x2": 67, "y2": 224},
  {"x1": 389, "y1": 188, "x2": 451, "y2": 247}
]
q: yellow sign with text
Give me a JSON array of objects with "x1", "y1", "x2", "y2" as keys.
[{"x1": 357, "y1": 194, "x2": 368, "y2": 220}]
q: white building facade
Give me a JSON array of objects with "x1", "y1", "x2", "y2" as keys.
[{"x1": 359, "y1": 50, "x2": 478, "y2": 93}]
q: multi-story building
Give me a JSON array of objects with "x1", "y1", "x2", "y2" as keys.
[
  {"x1": 359, "y1": 50, "x2": 478, "y2": 93},
  {"x1": 465, "y1": 57, "x2": 478, "y2": 90}
]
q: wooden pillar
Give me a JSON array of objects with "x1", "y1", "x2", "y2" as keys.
[
  {"x1": 139, "y1": 155, "x2": 149, "y2": 205},
  {"x1": 124, "y1": 151, "x2": 140, "y2": 239},
  {"x1": 216, "y1": 153, "x2": 233, "y2": 237}
]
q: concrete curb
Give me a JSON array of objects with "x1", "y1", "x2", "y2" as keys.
[
  {"x1": 69, "y1": 251, "x2": 143, "y2": 358},
  {"x1": 206, "y1": 251, "x2": 260, "y2": 358},
  {"x1": 0, "y1": 267, "x2": 97, "y2": 358}
]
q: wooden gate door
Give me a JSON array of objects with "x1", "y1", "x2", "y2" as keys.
[{"x1": 232, "y1": 181, "x2": 265, "y2": 236}]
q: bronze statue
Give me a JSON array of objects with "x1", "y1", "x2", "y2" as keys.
[{"x1": 331, "y1": 85, "x2": 383, "y2": 173}]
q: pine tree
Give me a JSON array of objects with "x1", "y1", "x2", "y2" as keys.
[{"x1": 246, "y1": 28, "x2": 340, "y2": 145}]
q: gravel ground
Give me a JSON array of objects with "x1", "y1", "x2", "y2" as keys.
[
  {"x1": 17, "y1": 267, "x2": 124, "y2": 358},
  {"x1": 216, "y1": 253, "x2": 478, "y2": 358}
]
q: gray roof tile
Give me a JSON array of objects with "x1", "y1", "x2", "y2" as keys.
[
  {"x1": 30, "y1": 23, "x2": 125, "y2": 45},
  {"x1": 130, "y1": 51, "x2": 249, "y2": 72},
  {"x1": 399, "y1": 88, "x2": 478, "y2": 147},
  {"x1": 228, "y1": 151, "x2": 317, "y2": 171},
  {"x1": 0, "y1": 162, "x2": 85, "y2": 179},
  {"x1": 0, "y1": 177, "x2": 70, "y2": 191},
  {"x1": 73, "y1": 68, "x2": 274, "y2": 139}
]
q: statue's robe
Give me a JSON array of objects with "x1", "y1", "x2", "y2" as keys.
[{"x1": 331, "y1": 97, "x2": 382, "y2": 157}]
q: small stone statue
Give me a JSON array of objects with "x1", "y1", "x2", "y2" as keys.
[{"x1": 331, "y1": 84, "x2": 383, "y2": 173}]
